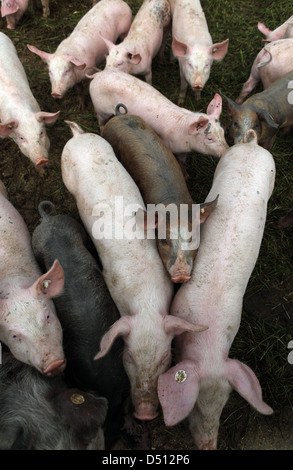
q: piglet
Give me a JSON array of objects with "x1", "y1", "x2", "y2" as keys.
[
  {"x1": 0, "y1": 350, "x2": 107, "y2": 450},
  {"x1": 32, "y1": 201, "x2": 130, "y2": 449},
  {"x1": 27, "y1": 0, "x2": 132, "y2": 105},
  {"x1": 102, "y1": 107, "x2": 218, "y2": 283},
  {"x1": 0, "y1": 181, "x2": 65, "y2": 376},
  {"x1": 0, "y1": 32, "x2": 59, "y2": 169},
  {"x1": 223, "y1": 70, "x2": 293, "y2": 149},
  {"x1": 169, "y1": 0, "x2": 229, "y2": 104},
  {"x1": 61, "y1": 121, "x2": 207, "y2": 422},
  {"x1": 1, "y1": 0, "x2": 49, "y2": 29},
  {"x1": 258, "y1": 15, "x2": 293, "y2": 42},
  {"x1": 236, "y1": 38, "x2": 293, "y2": 104},
  {"x1": 158, "y1": 131, "x2": 274, "y2": 450},
  {"x1": 88, "y1": 68, "x2": 228, "y2": 161},
  {"x1": 100, "y1": 0, "x2": 171, "y2": 85}
]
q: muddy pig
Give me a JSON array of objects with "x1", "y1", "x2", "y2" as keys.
[
  {"x1": 61, "y1": 121, "x2": 207, "y2": 422},
  {"x1": 32, "y1": 201, "x2": 130, "y2": 448},
  {"x1": 1, "y1": 0, "x2": 49, "y2": 29},
  {"x1": 158, "y1": 131, "x2": 274, "y2": 449},
  {"x1": 0, "y1": 32, "x2": 59, "y2": 168},
  {"x1": 28, "y1": 0, "x2": 132, "y2": 106},
  {"x1": 0, "y1": 180, "x2": 65, "y2": 376},
  {"x1": 223, "y1": 70, "x2": 293, "y2": 149},
  {"x1": 102, "y1": 106, "x2": 218, "y2": 283},
  {"x1": 100, "y1": 0, "x2": 171, "y2": 85},
  {"x1": 0, "y1": 350, "x2": 107, "y2": 450},
  {"x1": 169, "y1": 0, "x2": 229, "y2": 104}
]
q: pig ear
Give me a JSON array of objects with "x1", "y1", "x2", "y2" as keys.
[
  {"x1": 35, "y1": 111, "x2": 60, "y2": 125},
  {"x1": 257, "y1": 109, "x2": 279, "y2": 129},
  {"x1": 33, "y1": 259, "x2": 64, "y2": 298},
  {"x1": 129, "y1": 53, "x2": 141, "y2": 65},
  {"x1": 69, "y1": 57, "x2": 86, "y2": 70},
  {"x1": 158, "y1": 360, "x2": 200, "y2": 426},
  {"x1": 188, "y1": 116, "x2": 209, "y2": 134},
  {"x1": 27, "y1": 44, "x2": 53, "y2": 63},
  {"x1": 1, "y1": 0, "x2": 19, "y2": 16},
  {"x1": 199, "y1": 194, "x2": 219, "y2": 223},
  {"x1": 257, "y1": 22, "x2": 271, "y2": 37},
  {"x1": 99, "y1": 32, "x2": 116, "y2": 51},
  {"x1": 172, "y1": 36, "x2": 190, "y2": 57},
  {"x1": 220, "y1": 92, "x2": 241, "y2": 116},
  {"x1": 0, "y1": 119, "x2": 19, "y2": 137},
  {"x1": 209, "y1": 39, "x2": 229, "y2": 61},
  {"x1": 94, "y1": 317, "x2": 131, "y2": 360},
  {"x1": 226, "y1": 358, "x2": 273, "y2": 415},
  {"x1": 164, "y1": 315, "x2": 208, "y2": 336},
  {"x1": 206, "y1": 93, "x2": 222, "y2": 119}
]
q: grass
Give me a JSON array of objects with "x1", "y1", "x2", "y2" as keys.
[{"x1": 0, "y1": 0, "x2": 292, "y2": 450}]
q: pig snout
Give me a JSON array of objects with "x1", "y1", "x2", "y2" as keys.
[
  {"x1": 36, "y1": 158, "x2": 49, "y2": 168},
  {"x1": 133, "y1": 402, "x2": 159, "y2": 421},
  {"x1": 51, "y1": 91, "x2": 63, "y2": 99},
  {"x1": 168, "y1": 252, "x2": 193, "y2": 283},
  {"x1": 43, "y1": 358, "x2": 67, "y2": 377},
  {"x1": 171, "y1": 274, "x2": 191, "y2": 283}
]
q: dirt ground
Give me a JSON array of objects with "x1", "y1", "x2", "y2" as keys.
[{"x1": 0, "y1": 0, "x2": 292, "y2": 451}]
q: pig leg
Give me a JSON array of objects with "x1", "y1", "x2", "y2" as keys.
[
  {"x1": 178, "y1": 66, "x2": 189, "y2": 106},
  {"x1": 236, "y1": 61, "x2": 261, "y2": 104}
]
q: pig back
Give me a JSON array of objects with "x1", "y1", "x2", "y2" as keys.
[{"x1": 102, "y1": 112, "x2": 193, "y2": 205}]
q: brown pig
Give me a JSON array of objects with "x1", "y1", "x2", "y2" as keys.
[
  {"x1": 223, "y1": 70, "x2": 293, "y2": 149},
  {"x1": 101, "y1": 106, "x2": 218, "y2": 283}
]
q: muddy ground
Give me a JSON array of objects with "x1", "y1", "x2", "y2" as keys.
[{"x1": 0, "y1": 0, "x2": 292, "y2": 451}]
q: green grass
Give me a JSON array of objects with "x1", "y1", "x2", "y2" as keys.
[{"x1": 0, "y1": 0, "x2": 292, "y2": 450}]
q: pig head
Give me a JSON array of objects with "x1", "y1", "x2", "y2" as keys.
[
  {"x1": 136, "y1": 198, "x2": 218, "y2": 283},
  {"x1": 1, "y1": 0, "x2": 28, "y2": 29},
  {"x1": 27, "y1": 45, "x2": 86, "y2": 99},
  {"x1": 222, "y1": 93, "x2": 279, "y2": 149},
  {"x1": 0, "y1": 259, "x2": 66, "y2": 376},
  {"x1": 172, "y1": 36, "x2": 229, "y2": 103},
  {"x1": 158, "y1": 354, "x2": 273, "y2": 449},
  {"x1": 95, "y1": 313, "x2": 208, "y2": 421},
  {"x1": 0, "y1": 110, "x2": 60, "y2": 167}
]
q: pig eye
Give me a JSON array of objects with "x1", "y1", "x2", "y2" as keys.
[{"x1": 40, "y1": 130, "x2": 44, "y2": 137}]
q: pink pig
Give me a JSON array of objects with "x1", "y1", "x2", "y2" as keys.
[
  {"x1": 0, "y1": 32, "x2": 59, "y2": 168},
  {"x1": 236, "y1": 38, "x2": 293, "y2": 104},
  {"x1": 158, "y1": 131, "x2": 274, "y2": 449},
  {"x1": 100, "y1": 0, "x2": 171, "y2": 85},
  {"x1": 88, "y1": 68, "x2": 228, "y2": 160},
  {"x1": 1, "y1": 0, "x2": 49, "y2": 29},
  {"x1": 258, "y1": 15, "x2": 293, "y2": 42},
  {"x1": 169, "y1": 0, "x2": 229, "y2": 104},
  {"x1": 61, "y1": 122, "x2": 207, "y2": 421},
  {"x1": 0, "y1": 180, "x2": 65, "y2": 377},
  {"x1": 27, "y1": 0, "x2": 132, "y2": 103}
]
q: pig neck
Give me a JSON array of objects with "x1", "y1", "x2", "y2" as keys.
[{"x1": 173, "y1": 0, "x2": 212, "y2": 47}]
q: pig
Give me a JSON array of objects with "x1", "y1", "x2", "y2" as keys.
[
  {"x1": 1, "y1": 0, "x2": 49, "y2": 30},
  {"x1": 169, "y1": 0, "x2": 229, "y2": 104},
  {"x1": 236, "y1": 39, "x2": 293, "y2": 104},
  {"x1": 0, "y1": 32, "x2": 59, "y2": 168},
  {"x1": 0, "y1": 350, "x2": 108, "y2": 450},
  {"x1": 101, "y1": 107, "x2": 218, "y2": 283},
  {"x1": 257, "y1": 15, "x2": 293, "y2": 42},
  {"x1": 0, "y1": 180, "x2": 65, "y2": 376},
  {"x1": 88, "y1": 68, "x2": 229, "y2": 160},
  {"x1": 61, "y1": 121, "x2": 208, "y2": 421},
  {"x1": 27, "y1": 0, "x2": 132, "y2": 105},
  {"x1": 158, "y1": 131, "x2": 275, "y2": 450},
  {"x1": 100, "y1": 0, "x2": 171, "y2": 85},
  {"x1": 32, "y1": 200, "x2": 130, "y2": 448},
  {"x1": 223, "y1": 70, "x2": 293, "y2": 149}
]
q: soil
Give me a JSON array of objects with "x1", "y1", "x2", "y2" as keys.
[{"x1": 0, "y1": 0, "x2": 292, "y2": 452}]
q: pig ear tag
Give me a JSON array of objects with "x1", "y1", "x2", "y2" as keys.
[
  {"x1": 42, "y1": 279, "x2": 51, "y2": 291},
  {"x1": 175, "y1": 369, "x2": 187, "y2": 383},
  {"x1": 70, "y1": 393, "x2": 85, "y2": 405}
]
